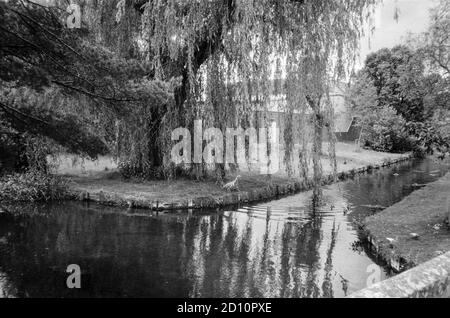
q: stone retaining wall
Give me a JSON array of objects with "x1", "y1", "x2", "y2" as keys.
[{"x1": 348, "y1": 252, "x2": 450, "y2": 298}]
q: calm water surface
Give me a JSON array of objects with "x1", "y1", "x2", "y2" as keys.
[{"x1": 0, "y1": 158, "x2": 448, "y2": 298}]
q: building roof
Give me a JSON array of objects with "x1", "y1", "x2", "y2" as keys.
[{"x1": 334, "y1": 113, "x2": 355, "y2": 133}]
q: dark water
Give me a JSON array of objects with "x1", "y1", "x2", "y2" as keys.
[{"x1": 0, "y1": 158, "x2": 448, "y2": 298}]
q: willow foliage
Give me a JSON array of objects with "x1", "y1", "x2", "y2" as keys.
[
  {"x1": 3, "y1": 0, "x2": 380, "y2": 185},
  {"x1": 125, "y1": 0, "x2": 378, "y2": 183}
]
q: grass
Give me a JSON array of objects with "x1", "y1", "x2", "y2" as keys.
[
  {"x1": 364, "y1": 173, "x2": 450, "y2": 266},
  {"x1": 56, "y1": 143, "x2": 409, "y2": 206}
]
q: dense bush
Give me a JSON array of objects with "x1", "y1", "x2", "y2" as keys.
[
  {"x1": 359, "y1": 107, "x2": 449, "y2": 156},
  {"x1": 405, "y1": 121, "x2": 450, "y2": 157},
  {"x1": 361, "y1": 107, "x2": 413, "y2": 153},
  {"x1": 432, "y1": 109, "x2": 450, "y2": 141},
  {"x1": 0, "y1": 171, "x2": 71, "y2": 202},
  {"x1": 0, "y1": 128, "x2": 57, "y2": 176}
]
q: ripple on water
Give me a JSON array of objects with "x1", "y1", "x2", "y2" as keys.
[{"x1": 0, "y1": 158, "x2": 447, "y2": 298}]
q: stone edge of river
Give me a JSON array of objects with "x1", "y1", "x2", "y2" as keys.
[{"x1": 70, "y1": 154, "x2": 414, "y2": 212}]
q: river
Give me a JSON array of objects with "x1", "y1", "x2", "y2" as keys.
[{"x1": 0, "y1": 158, "x2": 448, "y2": 298}]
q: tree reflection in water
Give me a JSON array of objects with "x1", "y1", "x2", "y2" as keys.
[{"x1": 0, "y1": 158, "x2": 447, "y2": 298}]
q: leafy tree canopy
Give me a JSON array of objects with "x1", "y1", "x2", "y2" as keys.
[
  {"x1": 412, "y1": 0, "x2": 450, "y2": 76},
  {"x1": 0, "y1": 0, "x2": 172, "y2": 172},
  {"x1": 362, "y1": 45, "x2": 427, "y2": 122},
  {"x1": 350, "y1": 45, "x2": 450, "y2": 156},
  {"x1": 1, "y1": 0, "x2": 380, "y2": 182}
]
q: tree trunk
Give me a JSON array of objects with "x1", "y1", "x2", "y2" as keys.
[
  {"x1": 307, "y1": 96, "x2": 324, "y2": 199},
  {"x1": 312, "y1": 112, "x2": 324, "y2": 196}
]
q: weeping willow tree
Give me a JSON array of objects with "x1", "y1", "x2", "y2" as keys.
[
  {"x1": 3, "y1": 0, "x2": 380, "y2": 191},
  {"x1": 109, "y1": 0, "x2": 378, "y2": 188}
]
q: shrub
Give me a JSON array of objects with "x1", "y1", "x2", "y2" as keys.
[
  {"x1": 359, "y1": 107, "x2": 450, "y2": 156},
  {"x1": 0, "y1": 171, "x2": 71, "y2": 202},
  {"x1": 0, "y1": 128, "x2": 57, "y2": 176},
  {"x1": 405, "y1": 121, "x2": 450, "y2": 158},
  {"x1": 361, "y1": 107, "x2": 413, "y2": 153}
]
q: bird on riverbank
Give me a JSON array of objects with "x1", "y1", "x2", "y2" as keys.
[
  {"x1": 223, "y1": 175, "x2": 241, "y2": 192},
  {"x1": 386, "y1": 237, "x2": 398, "y2": 248},
  {"x1": 409, "y1": 233, "x2": 420, "y2": 240}
]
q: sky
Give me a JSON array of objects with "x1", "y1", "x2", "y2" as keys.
[{"x1": 358, "y1": 0, "x2": 438, "y2": 68}]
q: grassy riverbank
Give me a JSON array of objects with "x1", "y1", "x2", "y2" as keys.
[
  {"x1": 363, "y1": 173, "x2": 450, "y2": 269},
  {"x1": 59, "y1": 143, "x2": 410, "y2": 210}
]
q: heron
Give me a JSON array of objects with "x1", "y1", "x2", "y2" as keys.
[{"x1": 223, "y1": 175, "x2": 241, "y2": 192}]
